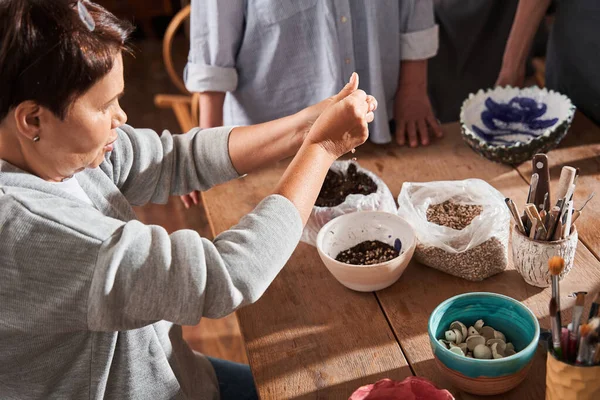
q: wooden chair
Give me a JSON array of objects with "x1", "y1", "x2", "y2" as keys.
[{"x1": 153, "y1": 4, "x2": 200, "y2": 132}]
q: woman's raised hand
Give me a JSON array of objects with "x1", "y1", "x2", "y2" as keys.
[{"x1": 306, "y1": 73, "x2": 377, "y2": 159}]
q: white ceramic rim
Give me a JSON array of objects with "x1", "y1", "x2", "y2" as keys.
[{"x1": 315, "y1": 211, "x2": 416, "y2": 269}]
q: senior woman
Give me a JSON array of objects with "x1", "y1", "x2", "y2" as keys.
[{"x1": 0, "y1": 1, "x2": 377, "y2": 399}]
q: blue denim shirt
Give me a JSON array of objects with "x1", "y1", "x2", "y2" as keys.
[{"x1": 186, "y1": 0, "x2": 438, "y2": 143}]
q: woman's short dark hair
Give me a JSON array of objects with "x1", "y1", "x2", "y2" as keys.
[{"x1": 0, "y1": 0, "x2": 134, "y2": 121}]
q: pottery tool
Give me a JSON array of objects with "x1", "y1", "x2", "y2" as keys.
[
  {"x1": 550, "y1": 298, "x2": 564, "y2": 360},
  {"x1": 544, "y1": 206, "x2": 560, "y2": 240},
  {"x1": 569, "y1": 292, "x2": 587, "y2": 362},
  {"x1": 576, "y1": 324, "x2": 592, "y2": 365},
  {"x1": 505, "y1": 198, "x2": 526, "y2": 234},
  {"x1": 549, "y1": 256, "x2": 564, "y2": 357},
  {"x1": 529, "y1": 218, "x2": 538, "y2": 239},
  {"x1": 589, "y1": 293, "x2": 600, "y2": 320},
  {"x1": 552, "y1": 218, "x2": 564, "y2": 241},
  {"x1": 563, "y1": 200, "x2": 574, "y2": 239},
  {"x1": 525, "y1": 204, "x2": 547, "y2": 239},
  {"x1": 548, "y1": 199, "x2": 564, "y2": 239},
  {"x1": 555, "y1": 166, "x2": 577, "y2": 202},
  {"x1": 571, "y1": 191, "x2": 595, "y2": 226},
  {"x1": 533, "y1": 154, "x2": 551, "y2": 211},
  {"x1": 523, "y1": 173, "x2": 539, "y2": 232}
]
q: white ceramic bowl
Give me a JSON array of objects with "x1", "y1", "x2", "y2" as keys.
[
  {"x1": 316, "y1": 211, "x2": 416, "y2": 292},
  {"x1": 460, "y1": 86, "x2": 575, "y2": 164}
]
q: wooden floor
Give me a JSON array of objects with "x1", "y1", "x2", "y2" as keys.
[{"x1": 122, "y1": 38, "x2": 247, "y2": 364}]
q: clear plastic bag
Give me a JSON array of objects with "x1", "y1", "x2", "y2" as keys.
[
  {"x1": 301, "y1": 161, "x2": 397, "y2": 246},
  {"x1": 396, "y1": 179, "x2": 510, "y2": 281}
]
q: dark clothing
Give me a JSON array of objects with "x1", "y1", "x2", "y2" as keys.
[{"x1": 546, "y1": 0, "x2": 600, "y2": 125}]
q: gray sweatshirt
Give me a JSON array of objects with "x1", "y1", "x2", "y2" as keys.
[{"x1": 0, "y1": 125, "x2": 303, "y2": 399}]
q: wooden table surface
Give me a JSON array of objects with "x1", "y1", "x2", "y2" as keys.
[{"x1": 202, "y1": 113, "x2": 600, "y2": 400}]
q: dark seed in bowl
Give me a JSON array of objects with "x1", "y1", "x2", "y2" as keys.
[{"x1": 336, "y1": 240, "x2": 400, "y2": 265}]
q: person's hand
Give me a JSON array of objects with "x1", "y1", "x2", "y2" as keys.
[
  {"x1": 180, "y1": 191, "x2": 201, "y2": 209},
  {"x1": 394, "y1": 85, "x2": 442, "y2": 147},
  {"x1": 295, "y1": 74, "x2": 372, "y2": 144},
  {"x1": 305, "y1": 73, "x2": 377, "y2": 159},
  {"x1": 495, "y1": 65, "x2": 526, "y2": 88}
]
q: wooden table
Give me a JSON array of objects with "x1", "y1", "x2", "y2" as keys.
[{"x1": 202, "y1": 113, "x2": 600, "y2": 399}]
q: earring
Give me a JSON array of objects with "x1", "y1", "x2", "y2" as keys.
[{"x1": 33, "y1": 136, "x2": 40, "y2": 142}]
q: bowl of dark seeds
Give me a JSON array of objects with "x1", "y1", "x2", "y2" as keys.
[{"x1": 316, "y1": 211, "x2": 416, "y2": 292}]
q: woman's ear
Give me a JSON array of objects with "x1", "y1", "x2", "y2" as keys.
[{"x1": 14, "y1": 101, "x2": 42, "y2": 141}]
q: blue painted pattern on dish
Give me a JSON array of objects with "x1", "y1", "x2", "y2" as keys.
[{"x1": 472, "y1": 97, "x2": 559, "y2": 146}]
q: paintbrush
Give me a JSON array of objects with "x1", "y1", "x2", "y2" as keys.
[
  {"x1": 550, "y1": 298, "x2": 564, "y2": 360},
  {"x1": 589, "y1": 293, "x2": 600, "y2": 320},
  {"x1": 569, "y1": 292, "x2": 587, "y2": 362},
  {"x1": 549, "y1": 256, "x2": 564, "y2": 354},
  {"x1": 576, "y1": 324, "x2": 592, "y2": 364}
]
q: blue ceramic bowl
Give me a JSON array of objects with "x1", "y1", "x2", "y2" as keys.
[
  {"x1": 428, "y1": 292, "x2": 540, "y2": 395},
  {"x1": 460, "y1": 86, "x2": 575, "y2": 165}
]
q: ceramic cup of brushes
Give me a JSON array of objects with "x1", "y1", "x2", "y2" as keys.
[
  {"x1": 507, "y1": 154, "x2": 594, "y2": 288},
  {"x1": 545, "y1": 287, "x2": 600, "y2": 400}
]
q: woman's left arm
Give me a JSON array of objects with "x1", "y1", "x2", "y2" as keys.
[{"x1": 105, "y1": 97, "x2": 333, "y2": 206}]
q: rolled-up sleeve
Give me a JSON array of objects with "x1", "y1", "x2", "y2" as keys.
[
  {"x1": 184, "y1": 0, "x2": 245, "y2": 92},
  {"x1": 400, "y1": 0, "x2": 439, "y2": 60}
]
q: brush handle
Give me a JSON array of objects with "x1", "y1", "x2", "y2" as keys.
[
  {"x1": 576, "y1": 336, "x2": 589, "y2": 364},
  {"x1": 551, "y1": 316, "x2": 563, "y2": 360},
  {"x1": 589, "y1": 302, "x2": 599, "y2": 320},
  {"x1": 533, "y1": 154, "x2": 550, "y2": 211},
  {"x1": 555, "y1": 166, "x2": 577, "y2": 201}
]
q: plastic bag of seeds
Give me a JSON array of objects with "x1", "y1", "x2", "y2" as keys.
[
  {"x1": 301, "y1": 160, "x2": 397, "y2": 246},
  {"x1": 397, "y1": 179, "x2": 510, "y2": 281}
]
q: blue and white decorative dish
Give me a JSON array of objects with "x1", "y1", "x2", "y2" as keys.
[{"x1": 460, "y1": 86, "x2": 576, "y2": 165}]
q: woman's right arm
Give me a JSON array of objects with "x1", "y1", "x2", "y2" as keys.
[{"x1": 496, "y1": 0, "x2": 551, "y2": 87}]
